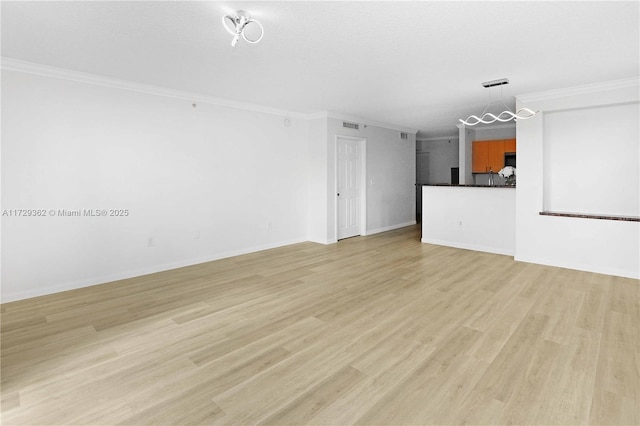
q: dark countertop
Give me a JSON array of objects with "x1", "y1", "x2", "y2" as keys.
[
  {"x1": 540, "y1": 211, "x2": 640, "y2": 222},
  {"x1": 417, "y1": 183, "x2": 516, "y2": 188}
]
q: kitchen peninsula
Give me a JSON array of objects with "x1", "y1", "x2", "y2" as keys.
[{"x1": 421, "y1": 184, "x2": 515, "y2": 256}]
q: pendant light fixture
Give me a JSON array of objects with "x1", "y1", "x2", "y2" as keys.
[
  {"x1": 459, "y1": 78, "x2": 538, "y2": 126},
  {"x1": 222, "y1": 10, "x2": 264, "y2": 47}
]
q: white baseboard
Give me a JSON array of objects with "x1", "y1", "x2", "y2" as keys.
[
  {"x1": 366, "y1": 221, "x2": 417, "y2": 236},
  {"x1": 514, "y1": 254, "x2": 640, "y2": 280},
  {"x1": 421, "y1": 237, "x2": 515, "y2": 257},
  {"x1": 3, "y1": 222, "x2": 425, "y2": 303},
  {"x1": 1, "y1": 238, "x2": 307, "y2": 303}
]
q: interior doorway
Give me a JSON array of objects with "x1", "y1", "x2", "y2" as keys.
[{"x1": 416, "y1": 151, "x2": 430, "y2": 222}]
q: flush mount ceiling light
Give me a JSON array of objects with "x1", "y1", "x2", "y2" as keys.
[
  {"x1": 459, "y1": 78, "x2": 538, "y2": 126},
  {"x1": 222, "y1": 10, "x2": 264, "y2": 47}
]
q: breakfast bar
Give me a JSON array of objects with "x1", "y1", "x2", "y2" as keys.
[{"x1": 421, "y1": 184, "x2": 516, "y2": 256}]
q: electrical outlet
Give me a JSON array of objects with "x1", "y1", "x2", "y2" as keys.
[
  {"x1": 458, "y1": 221, "x2": 463, "y2": 227},
  {"x1": 147, "y1": 237, "x2": 155, "y2": 247},
  {"x1": 194, "y1": 231, "x2": 200, "y2": 240},
  {"x1": 267, "y1": 221, "x2": 273, "y2": 230}
]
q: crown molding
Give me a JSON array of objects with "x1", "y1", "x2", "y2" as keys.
[
  {"x1": 474, "y1": 123, "x2": 517, "y2": 131},
  {"x1": 457, "y1": 122, "x2": 516, "y2": 130},
  {"x1": 417, "y1": 135, "x2": 459, "y2": 142},
  {"x1": 456, "y1": 122, "x2": 516, "y2": 131},
  {"x1": 1, "y1": 57, "x2": 309, "y2": 119},
  {"x1": 307, "y1": 111, "x2": 328, "y2": 120},
  {"x1": 517, "y1": 77, "x2": 639, "y2": 103},
  {"x1": 329, "y1": 110, "x2": 419, "y2": 135},
  {"x1": 309, "y1": 110, "x2": 418, "y2": 135},
  {"x1": 2, "y1": 57, "x2": 421, "y2": 134}
]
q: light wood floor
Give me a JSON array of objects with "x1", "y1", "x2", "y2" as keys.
[{"x1": 1, "y1": 225, "x2": 638, "y2": 425}]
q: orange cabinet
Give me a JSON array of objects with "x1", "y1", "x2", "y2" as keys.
[
  {"x1": 472, "y1": 139, "x2": 516, "y2": 173},
  {"x1": 472, "y1": 141, "x2": 489, "y2": 173},
  {"x1": 504, "y1": 138, "x2": 516, "y2": 153},
  {"x1": 487, "y1": 140, "x2": 505, "y2": 173}
]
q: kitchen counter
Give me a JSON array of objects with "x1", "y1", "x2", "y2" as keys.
[
  {"x1": 421, "y1": 185, "x2": 515, "y2": 255},
  {"x1": 418, "y1": 183, "x2": 515, "y2": 188},
  {"x1": 540, "y1": 211, "x2": 639, "y2": 222}
]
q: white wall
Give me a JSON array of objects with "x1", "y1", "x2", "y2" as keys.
[
  {"x1": 473, "y1": 125, "x2": 516, "y2": 141},
  {"x1": 515, "y1": 78, "x2": 640, "y2": 279},
  {"x1": 1, "y1": 67, "x2": 419, "y2": 301},
  {"x1": 1, "y1": 70, "x2": 310, "y2": 301},
  {"x1": 416, "y1": 138, "x2": 459, "y2": 184},
  {"x1": 422, "y1": 186, "x2": 516, "y2": 256},
  {"x1": 543, "y1": 102, "x2": 639, "y2": 216},
  {"x1": 306, "y1": 118, "x2": 328, "y2": 244}
]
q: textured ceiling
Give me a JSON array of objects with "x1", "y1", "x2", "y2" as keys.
[{"x1": 2, "y1": 1, "x2": 638, "y2": 137}]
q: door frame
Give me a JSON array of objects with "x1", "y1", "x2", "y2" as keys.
[{"x1": 334, "y1": 135, "x2": 367, "y2": 241}]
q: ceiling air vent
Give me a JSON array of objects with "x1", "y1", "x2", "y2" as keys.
[
  {"x1": 342, "y1": 121, "x2": 359, "y2": 130},
  {"x1": 400, "y1": 132, "x2": 408, "y2": 140}
]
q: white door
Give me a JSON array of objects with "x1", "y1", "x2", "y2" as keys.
[{"x1": 337, "y1": 137, "x2": 362, "y2": 240}]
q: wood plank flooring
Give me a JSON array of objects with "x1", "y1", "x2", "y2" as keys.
[{"x1": 1, "y1": 225, "x2": 638, "y2": 425}]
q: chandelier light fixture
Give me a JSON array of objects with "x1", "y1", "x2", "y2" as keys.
[
  {"x1": 459, "y1": 78, "x2": 538, "y2": 126},
  {"x1": 222, "y1": 10, "x2": 264, "y2": 47}
]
